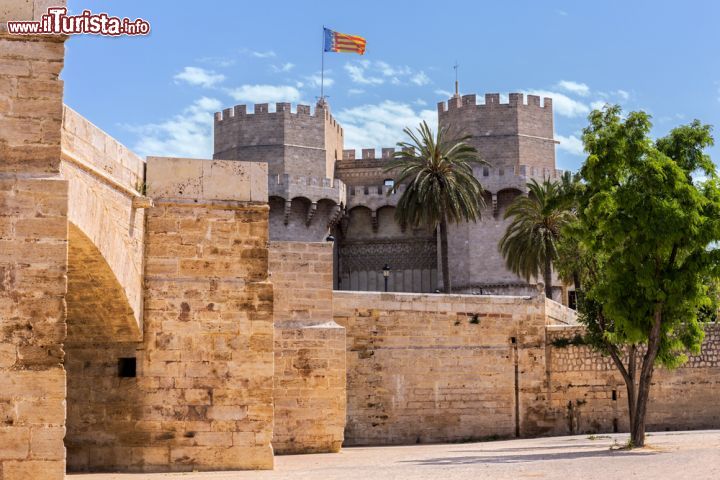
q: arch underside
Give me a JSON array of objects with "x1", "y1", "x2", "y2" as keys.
[{"x1": 66, "y1": 222, "x2": 140, "y2": 344}]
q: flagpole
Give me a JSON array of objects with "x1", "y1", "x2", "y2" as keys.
[{"x1": 320, "y1": 26, "x2": 325, "y2": 103}]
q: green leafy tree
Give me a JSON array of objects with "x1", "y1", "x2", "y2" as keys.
[
  {"x1": 385, "y1": 121, "x2": 487, "y2": 293},
  {"x1": 499, "y1": 179, "x2": 574, "y2": 298},
  {"x1": 569, "y1": 105, "x2": 720, "y2": 447}
]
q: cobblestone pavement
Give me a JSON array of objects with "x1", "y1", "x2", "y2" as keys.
[{"x1": 69, "y1": 430, "x2": 720, "y2": 480}]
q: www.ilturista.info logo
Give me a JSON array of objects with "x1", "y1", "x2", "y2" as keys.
[{"x1": 6, "y1": 7, "x2": 150, "y2": 36}]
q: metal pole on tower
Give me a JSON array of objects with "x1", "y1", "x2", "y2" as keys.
[
  {"x1": 453, "y1": 61, "x2": 459, "y2": 97},
  {"x1": 320, "y1": 26, "x2": 326, "y2": 102}
]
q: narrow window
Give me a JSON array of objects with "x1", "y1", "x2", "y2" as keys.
[
  {"x1": 118, "y1": 357, "x2": 137, "y2": 378},
  {"x1": 483, "y1": 167, "x2": 489, "y2": 177},
  {"x1": 383, "y1": 179, "x2": 395, "y2": 188}
]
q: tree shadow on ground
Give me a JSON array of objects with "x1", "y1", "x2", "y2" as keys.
[
  {"x1": 449, "y1": 443, "x2": 609, "y2": 454},
  {"x1": 400, "y1": 448, "x2": 660, "y2": 466}
]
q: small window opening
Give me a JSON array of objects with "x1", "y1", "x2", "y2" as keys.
[
  {"x1": 611, "y1": 390, "x2": 617, "y2": 401},
  {"x1": 510, "y1": 337, "x2": 517, "y2": 344},
  {"x1": 118, "y1": 357, "x2": 137, "y2": 378},
  {"x1": 383, "y1": 179, "x2": 395, "y2": 188},
  {"x1": 483, "y1": 167, "x2": 489, "y2": 177}
]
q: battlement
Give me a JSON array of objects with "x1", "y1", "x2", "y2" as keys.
[
  {"x1": 214, "y1": 102, "x2": 343, "y2": 134},
  {"x1": 216, "y1": 102, "x2": 330, "y2": 120},
  {"x1": 342, "y1": 147, "x2": 399, "y2": 161},
  {"x1": 437, "y1": 93, "x2": 553, "y2": 114},
  {"x1": 269, "y1": 173, "x2": 347, "y2": 205}
]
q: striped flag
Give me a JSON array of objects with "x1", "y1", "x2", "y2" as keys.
[{"x1": 324, "y1": 27, "x2": 366, "y2": 55}]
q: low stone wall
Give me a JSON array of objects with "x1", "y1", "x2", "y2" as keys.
[
  {"x1": 333, "y1": 291, "x2": 549, "y2": 445},
  {"x1": 546, "y1": 324, "x2": 720, "y2": 435},
  {"x1": 270, "y1": 242, "x2": 346, "y2": 454}
]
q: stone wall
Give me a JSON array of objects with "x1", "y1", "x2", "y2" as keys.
[
  {"x1": 269, "y1": 242, "x2": 346, "y2": 454},
  {"x1": 546, "y1": 324, "x2": 720, "y2": 435},
  {"x1": 65, "y1": 158, "x2": 275, "y2": 472},
  {"x1": 61, "y1": 106, "x2": 147, "y2": 335},
  {"x1": 333, "y1": 291, "x2": 549, "y2": 445},
  {"x1": 0, "y1": 2, "x2": 68, "y2": 479},
  {"x1": 334, "y1": 290, "x2": 720, "y2": 445}
]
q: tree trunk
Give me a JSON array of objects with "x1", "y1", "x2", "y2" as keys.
[
  {"x1": 440, "y1": 218, "x2": 451, "y2": 293},
  {"x1": 629, "y1": 306, "x2": 663, "y2": 447},
  {"x1": 543, "y1": 254, "x2": 553, "y2": 299}
]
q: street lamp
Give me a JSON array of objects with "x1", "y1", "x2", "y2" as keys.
[{"x1": 382, "y1": 264, "x2": 391, "y2": 292}]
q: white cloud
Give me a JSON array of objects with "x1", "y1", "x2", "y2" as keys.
[
  {"x1": 174, "y1": 67, "x2": 225, "y2": 88},
  {"x1": 345, "y1": 60, "x2": 431, "y2": 87},
  {"x1": 348, "y1": 88, "x2": 365, "y2": 95},
  {"x1": 556, "y1": 80, "x2": 590, "y2": 96},
  {"x1": 335, "y1": 101, "x2": 438, "y2": 149},
  {"x1": 271, "y1": 62, "x2": 295, "y2": 73},
  {"x1": 435, "y1": 89, "x2": 454, "y2": 98},
  {"x1": 525, "y1": 90, "x2": 589, "y2": 118},
  {"x1": 251, "y1": 50, "x2": 276, "y2": 58},
  {"x1": 126, "y1": 97, "x2": 221, "y2": 158},
  {"x1": 590, "y1": 100, "x2": 607, "y2": 110},
  {"x1": 414, "y1": 98, "x2": 428, "y2": 106},
  {"x1": 616, "y1": 89, "x2": 630, "y2": 100},
  {"x1": 411, "y1": 71, "x2": 431, "y2": 86},
  {"x1": 556, "y1": 9, "x2": 568, "y2": 16},
  {"x1": 376, "y1": 61, "x2": 411, "y2": 77},
  {"x1": 345, "y1": 63, "x2": 384, "y2": 85},
  {"x1": 227, "y1": 84, "x2": 301, "y2": 103},
  {"x1": 556, "y1": 134, "x2": 585, "y2": 156},
  {"x1": 305, "y1": 74, "x2": 334, "y2": 88}
]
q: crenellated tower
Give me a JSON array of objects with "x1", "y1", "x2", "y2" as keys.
[
  {"x1": 438, "y1": 93, "x2": 557, "y2": 171},
  {"x1": 213, "y1": 93, "x2": 565, "y2": 299},
  {"x1": 213, "y1": 101, "x2": 347, "y2": 242}
]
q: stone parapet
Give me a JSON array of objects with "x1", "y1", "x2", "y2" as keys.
[{"x1": 268, "y1": 174, "x2": 346, "y2": 206}]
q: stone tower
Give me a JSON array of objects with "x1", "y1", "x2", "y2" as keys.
[
  {"x1": 437, "y1": 93, "x2": 562, "y2": 296},
  {"x1": 213, "y1": 93, "x2": 564, "y2": 298},
  {"x1": 214, "y1": 101, "x2": 346, "y2": 242}
]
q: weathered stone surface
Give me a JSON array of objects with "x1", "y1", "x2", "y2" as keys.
[
  {"x1": 0, "y1": 3, "x2": 68, "y2": 478},
  {"x1": 269, "y1": 242, "x2": 346, "y2": 454},
  {"x1": 65, "y1": 157, "x2": 275, "y2": 473},
  {"x1": 334, "y1": 291, "x2": 549, "y2": 445}
]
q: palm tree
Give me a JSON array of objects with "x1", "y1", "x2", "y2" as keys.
[
  {"x1": 385, "y1": 121, "x2": 487, "y2": 293},
  {"x1": 499, "y1": 179, "x2": 573, "y2": 298}
]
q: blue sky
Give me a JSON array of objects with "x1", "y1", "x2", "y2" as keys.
[{"x1": 63, "y1": 0, "x2": 720, "y2": 172}]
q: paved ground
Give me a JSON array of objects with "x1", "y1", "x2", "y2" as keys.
[{"x1": 69, "y1": 430, "x2": 720, "y2": 480}]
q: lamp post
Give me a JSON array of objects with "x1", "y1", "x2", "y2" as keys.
[{"x1": 382, "y1": 264, "x2": 391, "y2": 292}]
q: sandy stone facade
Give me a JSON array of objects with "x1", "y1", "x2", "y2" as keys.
[
  {"x1": 269, "y1": 242, "x2": 346, "y2": 454},
  {"x1": 0, "y1": 2, "x2": 68, "y2": 479},
  {"x1": 334, "y1": 291, "x2": 720, "y2": 444},
  {"x1": 65, "y1": 158, "x2": 275, "y2": 472},
  {"x1": 2, "y1": 2, "x2": 720, "y2": 475}
]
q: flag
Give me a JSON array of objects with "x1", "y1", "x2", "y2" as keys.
[{"x1": 324, "y1": 27, "x2": 366, "y2": 55}]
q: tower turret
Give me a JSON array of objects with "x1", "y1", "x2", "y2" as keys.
[
  {"x1": 438, "y1": 93, "x2": 557, "y2": 170},
  {"x1": 213, "y1": 101, "x2": 346, "y2": 242}
]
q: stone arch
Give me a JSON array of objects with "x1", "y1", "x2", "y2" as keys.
[
  {"x1": 345, "y1": 206, "x2": 373, "y2": 239},
  {"x1": 497, "y1": 188, "x2": 523, "y2": 217},
  {"x1": 376, "y1": 205, "x2": 402, "y2": 237},
  {"x1": 66, "y1": 222, "x2": 140, "y2": 344},
  {"x1": 65, "y1": 222, "x2": 143, "y2": 471}
]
